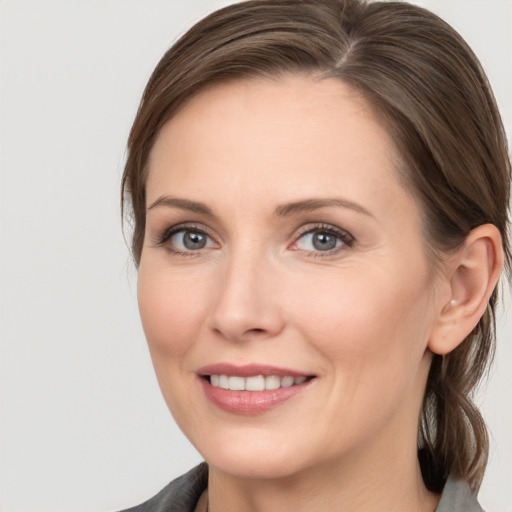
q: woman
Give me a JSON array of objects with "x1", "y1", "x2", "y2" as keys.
[{"x1": 121, "y1": 0, "x2": 510, "y2": 510}]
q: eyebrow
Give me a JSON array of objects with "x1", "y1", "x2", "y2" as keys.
[
  {"x1": 147, "y1": 195, "x2": 373, "y2": 218},
  {"x1": 147, "y1": 196, "x2": 214, "y2": 216},
  {"x1": 275, "y1": 198, "x2": 373, "y2": 218}
]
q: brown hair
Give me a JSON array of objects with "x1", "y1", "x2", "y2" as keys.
[{"x1": 122, "y1": 0, "x2": 511, "y2": 491}]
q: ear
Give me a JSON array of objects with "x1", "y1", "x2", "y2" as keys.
[{"x1": 428, "y1": 224, "x2": 504, "y2": 356}]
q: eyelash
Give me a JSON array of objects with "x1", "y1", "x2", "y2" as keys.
[
  {"x1": 153, "y1": 223, "x2": 215, "y2": 257},
  {"x1": 153, "y1": 222, "x2": 355, "y2": 257},
  {"x1": 291, "y1": 223, "x2": 354, "y2": 258}
]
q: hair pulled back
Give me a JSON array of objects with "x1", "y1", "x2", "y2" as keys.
[{"x1": 122, "y1": 0, "x2": 511, "y2": 491}]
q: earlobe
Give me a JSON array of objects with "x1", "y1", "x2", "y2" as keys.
[{"x1": 428, "y1": 224, "x2": 503, "y2": 356}]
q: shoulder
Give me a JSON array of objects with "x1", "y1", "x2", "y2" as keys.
[
  {"x1": 118, "y1": 463, "x2": 208, "y2": 512},
  {"x1": 435, "y1": 477, "x2": 485, "y2": 512}
]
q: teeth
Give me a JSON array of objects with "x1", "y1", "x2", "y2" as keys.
[
  {"x1": 219, "y1": 375, "x2": 229, "y2": 389},
  {"x1": 209, "y1": 374, "x2": 309, "y2": 391},
  {"x1": 246, "y1": 375, "x2": 265, "y2": 391},
  {"x1": 281, "y1": 376, "x2": 294, "y2": 387},
  {"x1": 228, "y1": 376, "x2": 245, "y2": 390},
  {"x1": 265, "y1": 375, "x2": 281, "y2": 390}
]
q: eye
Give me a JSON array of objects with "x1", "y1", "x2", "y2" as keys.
[
  {"x1": 156, "y1": 225, "x2": 217, "y2": 254},
  {"x1": 291, "y1": 225, "x2": 353, "y2": 254},
  {"x1": 172, "y1": 230, "x2": 211, "y2": 251}
]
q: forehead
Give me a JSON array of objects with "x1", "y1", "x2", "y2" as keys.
[
  {"x1": 151, "y1": 75, "x2": 388, "y2": 159},
  {"x1": 146, "y1": 75, "x2": 416, "y2": 221}
]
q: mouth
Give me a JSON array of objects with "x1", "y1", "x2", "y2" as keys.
[
  {"x1": 206, "y1": 374, "x2": 310, "y2": 391},
  {"x1": 197, "y1": 364, "x2": 316, "y2": 415}
]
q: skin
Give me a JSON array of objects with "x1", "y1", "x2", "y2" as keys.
[{"x1": 138, "y1": 75, "x2": 450, "y2": 511}]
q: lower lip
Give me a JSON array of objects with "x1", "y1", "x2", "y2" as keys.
[{"x1": 200, "y1": 378, "x2": 312, "y2": 415}]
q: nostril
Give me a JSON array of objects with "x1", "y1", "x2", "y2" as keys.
[{"x1": 209, "y1": 298, "x2": 285, "y2": 341}]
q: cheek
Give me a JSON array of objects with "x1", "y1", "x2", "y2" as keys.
[
  {"x1": 136, "y1": 263, "x2": 216, "y2": 423},
  {"x1": 137, "y1": 263, "x2": 210, "y2": 360},
  {"x1": 294, "y1": 269, "x2": 434, "y2": 437},
  {"x1": 294, "y1": 266, "x2": 433, "y2": 373}
]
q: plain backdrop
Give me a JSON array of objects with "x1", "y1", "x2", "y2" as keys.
[{"x1": 1, "y1": 1, "x2": 511, "y2": 511}]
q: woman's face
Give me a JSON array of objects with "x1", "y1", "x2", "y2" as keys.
[{"x1": 138, "y1": 76, "x2": 445, "y2": 480}]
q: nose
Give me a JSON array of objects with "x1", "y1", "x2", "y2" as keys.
[{"x1": 208, "y1": 249, "x2": 285, "y2": 342}]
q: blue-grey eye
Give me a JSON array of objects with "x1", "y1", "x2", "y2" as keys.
[
  {"x1": 295, "y1": 229, "x2": 346, "y2": 252},
  {"x1": 312, "y1": 232, "x2": 338, "y2": 250},
  {"x1": 171, "y1": 230, "x2": 211, "y2": 251}
]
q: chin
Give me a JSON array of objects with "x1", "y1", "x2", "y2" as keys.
[
  {"x1": 192, "y1": 427, "x2": 314, "y2": 480},
  {"x1": 207, "y1": 452, "x2": 305, "y2": 480}
]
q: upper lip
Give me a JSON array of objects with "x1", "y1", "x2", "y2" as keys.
[{"x1": 197, "y1": 363, "x2": 312, "y2": 378}]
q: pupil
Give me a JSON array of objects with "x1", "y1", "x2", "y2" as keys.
[
  {"x1": 313, "y1": 232, "x2": 337, "y2": 251},
  {"x1": 184, "y1": 231, "x2": 206, "y2": 250}
]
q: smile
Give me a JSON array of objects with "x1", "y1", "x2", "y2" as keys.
[
  {"x1": 209, "y1": 374, "x2": 308, "y2": 391},
  {"x1": 198, "y1": 364, "x2": 315, "y2": 415}
]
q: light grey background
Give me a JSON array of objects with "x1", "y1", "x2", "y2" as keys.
[{"x1": 1, "y1": 1, "x2": 510, "y2": 511}]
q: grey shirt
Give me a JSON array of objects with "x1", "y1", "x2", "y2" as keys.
[{"x1": 121, "y1": 463, "x2": 484, "y2": 512}]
